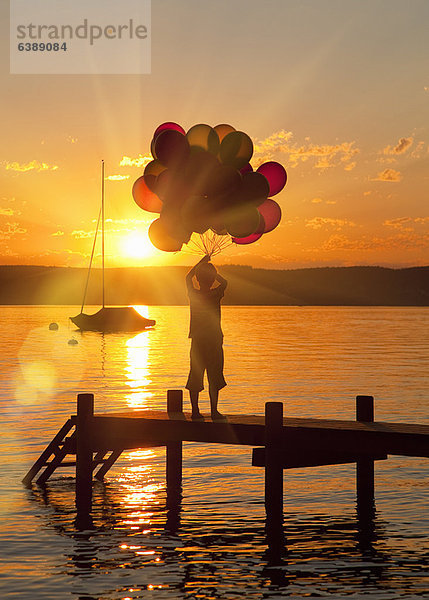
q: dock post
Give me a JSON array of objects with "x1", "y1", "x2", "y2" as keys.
[
  {"x1": 356, "y1": 395, "x2": 375, "y2": 530},
  {"x1": 264, "y1": 401, "x2": 284, "y2": 561},
  {"x1": 75, "y1": 393, "x2": 94, "y2": 528},
  {"x1": 166, "y1": 390, "x2": 183, "y2": 512}
]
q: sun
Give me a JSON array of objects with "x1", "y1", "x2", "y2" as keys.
[{"x1": 120, "y1": 230, "x2": 156, "y2": 260}]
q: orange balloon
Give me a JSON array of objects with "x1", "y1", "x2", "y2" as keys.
[
  {"x1": 132, "y1": 176, "x2": 163, "y2": 213},
  {"x1": 214, "y1": 123, "x2": 236, "y2": 143}
]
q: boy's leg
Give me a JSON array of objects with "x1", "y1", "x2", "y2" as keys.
[
  {"x1": 208, "y1": 341, "x2": 226, "y2": 420},
  {"x1": 209, "y1": 385, "x2": 224, "y2": 420},
  {"x1": 189, "y1": 390, "x2": 203, "y2": 419}
]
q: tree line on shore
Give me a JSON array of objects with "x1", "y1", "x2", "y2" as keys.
[{"x1": 0, "y1": 264, "x2": 428, "y2": 306}]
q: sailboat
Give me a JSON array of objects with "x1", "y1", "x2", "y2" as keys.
[{"x1": 70, "y1": 161, "x2": 156, "y2": 333}]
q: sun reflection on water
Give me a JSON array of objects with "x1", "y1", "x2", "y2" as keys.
[{"x1": 124, "y1": 318, "x2": 154, "y2": 409}]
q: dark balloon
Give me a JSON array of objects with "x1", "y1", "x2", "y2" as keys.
[
  {"x1": 206, "y1": 164, "x2": 242, "y2": 198},
  {"x1": 132, "y1": 176, "x2": 163, "y2": 213},
  {"x1": 181, "y1": 195, "x2": 215, "y2": 234},
  {"x1": 258, "y1": 198, "x2": 282, "y2": 233},
  {"x1": 143, "y1": 159, "x2": 167, "y2": 192},
  {"x1": 240, "y1": 171, "x2": 270, "y2": 206},
  {"x1": 154, "y1": 169, "x2": 190, "y2": 206},
  {"x1": 160, "y1": 204, "x2": 192, "y2": 243},
  {"x1": 186, "y1": 124, "x2": 220, "y2": 155},
  {"x1": 213, "y1": 123, "x2": 235, "y2": 142},
  {"x1": 239, "y1": 163, "x2": 253, "y2": 175},
  {"x1": 183, "y1": 150, "x2": 219, "y2": 196},
  {"x1": 256, "y1": 161, "x2": 287, "y2": 196},
  {"x1": 150, "y1": 138, "x2": 157, "y2": 159},
  {"x1": 219, "y1": 131, "x2": 253, "y2": 170},
  {"x1": 148, "y1": 218, "x2": 183, "y2": 252},
  {"x1": 225, "y1": 205, "x2": 260, "y2": 238},
  {"x1": 154, "y1": 129, "x2": 190, "y2": 167},
  {"x1": 153, "y1": 121, "x2": 186, "y2": 137},
  {"x1": 232, "y1": 231, "x2": 263, "y2": 245}
]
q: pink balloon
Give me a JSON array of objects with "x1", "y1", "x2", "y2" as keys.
[
  {"x1": 256, "y1": 161, "x2": 287, "y2": 196},
  {"x1": 258, "y1": 198, "x2": 282, "y2": 233},
  {"x1": 153, "y1": 121, "x2": 186, "y2": 137}
]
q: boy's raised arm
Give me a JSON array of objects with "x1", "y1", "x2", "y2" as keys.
[{"x1": 186, "y1": 254, "x2": 210, "y2": 290}]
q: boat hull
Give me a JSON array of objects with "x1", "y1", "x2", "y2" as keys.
[{"x1": 70, "y1": 307, "x2": 155, "y2": 333}]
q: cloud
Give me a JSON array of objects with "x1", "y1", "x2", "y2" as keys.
[
  {"x1": 383, "y1": 136, "x2": 413, "y2": 155},
  {"x1": 253, "y1": 130, "x2": 294, "y2": 161},
  {"x1": 51, "y1": 230, "x2": 65, "y2": 236},
  {"x1": 106, "y1": 174, "x2": 130, "y2": 181},
  {"x1": 372, "y1": 168, "x2": 402, "y2": 182},
  {"x1": 0, "y1": 207, "x2": 14, "y2": 216},
  {"x1": 120, "y1": 154, "x2": 152, "y2": 168},
  {"x1": 321, "y1": 232, "x2": 429, "y2": 252},
  {"x1": 305, "y1": 217, "x2": 355, "y2": 230},
  {"x1": 71, "y1": 229, "x2": 94, "y2": 239},
  {"x1": 3, "y1": 160, "x2": 58, "y2": 172},
  {"x1": 310, "y1": 197, "x2": 337, "y2": 205},
  {"x1": 67, "y1": 136, "x2": 78, "y2": 144},
  {"x1": 384, "y1": 216, "x2": 429, "y2": 230},
  {"x1": 0, "y1": 222, "x2": 27, "y2": 240},
  {"x1": 383, "y1": 217, "x2": 413, "y2": 230},
  {"x1": 253, "y1": 130, "x2": 359, "y2": 171}
]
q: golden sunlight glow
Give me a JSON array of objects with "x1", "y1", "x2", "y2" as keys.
[{"x1": 120, "y1": 231, "x2": 156, "y2": 260}]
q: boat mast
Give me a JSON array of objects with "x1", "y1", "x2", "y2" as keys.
[{"x1": 102, "y1": 159, "x2": 105, "y2": 308}]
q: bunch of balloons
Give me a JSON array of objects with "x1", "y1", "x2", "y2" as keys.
[{"x1": 132, "y1": 122, "x2": 287, "y2": 254}]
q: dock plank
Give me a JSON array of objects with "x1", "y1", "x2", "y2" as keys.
[{"x1": 91, "y1": 411, "x2": 429, "y2": 458}]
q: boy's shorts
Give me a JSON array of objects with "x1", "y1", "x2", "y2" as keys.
[{"x1": 185, "y1": 337, "x2": 226, "y2": 393}]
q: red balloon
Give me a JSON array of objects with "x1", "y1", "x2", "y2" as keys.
[
  {"x1": 258, "y1": 198, "x2": 282, "y2": 233},
  {"x1": 154, "y1": 129, "x2": 190, "y2": 167},
  {"x1": 132, "y1": 176, "x2": 163, "y2": 213},
  {"x1": 153, "y1": 121, "x2": 186, "y2": 137},
  {"x1": 256, "y1": 161, "x2": 287, "y2": 196},
  {"x1": 148, "y1": 218, "x2": 183, "y2": 252}
]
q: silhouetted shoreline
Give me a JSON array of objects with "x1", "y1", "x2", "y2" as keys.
[{"x1": 0, "y1": 264, "x2": 428, "y2": 306}]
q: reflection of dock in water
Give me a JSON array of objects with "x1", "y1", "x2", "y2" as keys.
[{"x1": 23, "y1": 392, "x2": 429, "y2": 561}]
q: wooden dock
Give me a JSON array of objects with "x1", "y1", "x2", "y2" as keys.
[{"x1": 23, "y1": 391, "x2": 429, "y2": 547}]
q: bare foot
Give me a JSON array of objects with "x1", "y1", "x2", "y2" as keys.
[
  {"x1": 191, "y1": 411, "x2": 204, "y2": 420},
  {"x1": 211, "y1": 410, "x2": 226, "y2": 421}
]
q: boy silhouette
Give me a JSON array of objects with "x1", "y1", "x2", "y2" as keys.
[{"x1": 185, "y1": 254, "x2": 227, "y2": 420}]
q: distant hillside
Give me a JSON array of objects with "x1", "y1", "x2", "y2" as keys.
[{"x1": 0, "y1": 264, "x2": 428, "y2": 306}]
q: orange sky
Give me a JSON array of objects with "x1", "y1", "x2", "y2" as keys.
[{"x1": 1, "y1": 0, "x2": 429, "y2": 269}]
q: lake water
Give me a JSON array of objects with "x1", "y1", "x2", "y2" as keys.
[{"x1": 0, "y1": 305, "x2": 428, "y2": 599}]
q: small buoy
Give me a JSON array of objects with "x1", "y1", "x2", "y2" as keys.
[
  {"x1": 68, "y1": 338, "x2": 78, "y2": 346},
  {"x1": 49, "y1": 322, "x2": 59, "y2": 330}
]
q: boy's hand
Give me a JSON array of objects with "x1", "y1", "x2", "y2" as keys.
[{"x1": 197, "y1": 254, "x2": 211, "y2": 265}]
